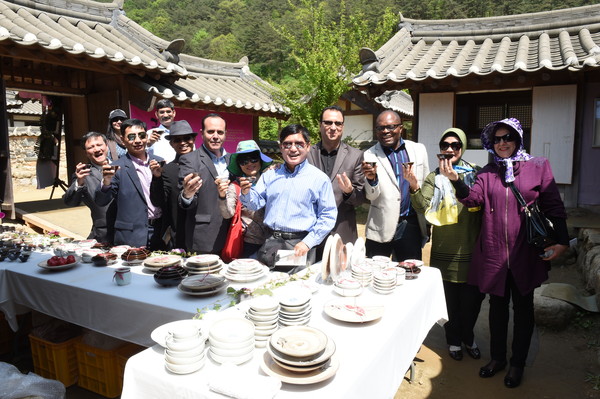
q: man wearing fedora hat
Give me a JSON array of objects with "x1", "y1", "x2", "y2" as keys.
[{"x1": 150, "y1": 120, "x2": 197, "y2": 249}]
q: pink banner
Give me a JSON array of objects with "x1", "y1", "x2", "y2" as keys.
[{"x1": 129, "y1": 104, "x2": 254, "y2": 153}]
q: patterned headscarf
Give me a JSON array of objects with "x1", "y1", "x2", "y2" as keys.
[{"x1": 481, "y1": 117, "x2": 532, "y2": 183}]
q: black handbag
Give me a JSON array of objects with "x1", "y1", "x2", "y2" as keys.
[{"x1": 508, "y1": 183, "x2": 557, "y2": 249}]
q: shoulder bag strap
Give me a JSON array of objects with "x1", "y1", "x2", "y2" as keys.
[{"x1": 508, "y1": 182, "x2": 528, "y2": 209}]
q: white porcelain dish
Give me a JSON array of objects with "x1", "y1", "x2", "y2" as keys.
[
  {"x1": 151, "y1": 319, "x2": 205, "y2": 348},
  {"x1": 209, "y1": 317, "x2": 255, "y2": 344}
]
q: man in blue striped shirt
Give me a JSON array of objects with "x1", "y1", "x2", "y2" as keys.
[{"x1": 240, "y1": 124, "x2": 337, "y2": 270}]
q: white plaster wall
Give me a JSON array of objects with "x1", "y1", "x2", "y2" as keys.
[
  {"x1": 418, "y1": 92, "x2": 455, "y2": 170},
  {"x1": 345, "y1": 114, "x2": 373, "y2": 143}
]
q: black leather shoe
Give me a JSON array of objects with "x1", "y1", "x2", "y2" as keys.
[
  {"x1": 504, "y1": 366, "x2": 524, "y2": 388},
  {"x1": 449, "y1": 349, "x2": 463, "y2": 361},
  {"x1": 465, "y1": 346, "x2": 481, "y2": 359},
  {"x1": 479, "y1": 360, "x2": 507, "y2": 378}
]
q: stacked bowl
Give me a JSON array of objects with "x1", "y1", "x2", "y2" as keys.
[
  {"x1": 154, "y1": 265, "x2": 188, "y2": 287},
  {"x1": 164, "y1": 324, "x2": 206, "y2": 374},
  {"x1": 143, "y1": 255, "x2": 182, "y2": 273},
  {"x1": 121, "y1": 247, "x2": 149, "y2": 265},
  {"x1": 246, "y1": 296, "x2": 280, "y2": 348},
  {"x1": 91, "y1": 252, "x2": 117, "y2": 267},
  {"x1": 372, "y1": 270, "x2": 397, "y2": 294},
  {"x1": 277, "y1": 289, "x2": 312, "y2": 327},
  {"x1": 185, "y1": 254, "x2": 223, "y2": 275},
  {"x1": 351, "y1": 264, "x2": 373, "y2": 287},
  {"x1": 208, "y1": 317, "x2": 255, "y2": 365},
  {"x1": 178, "y1": 274, "x2": 228, "y2": 297},
  {"x1": 223, "y1": 259, "x2": 268, "y2": 283},
  {"x1": 333, "y1": 277, "x2": 363, "y2": 297}
]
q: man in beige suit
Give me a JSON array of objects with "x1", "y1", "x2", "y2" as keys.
[
  {"x1": 307, "y1": 106, "x2": 365, "y2": 244},
  {"x1": 362, "y1": 110, "x2": 429, "y2": 261}
]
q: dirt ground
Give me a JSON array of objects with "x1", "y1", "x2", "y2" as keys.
[{"x1": 394, "y1": 260, "x2": 600, "y2": 399}]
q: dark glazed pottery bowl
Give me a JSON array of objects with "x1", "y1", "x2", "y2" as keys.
[
  {"x1": 154, "y1": 265, "x2": 188, "y2": 286},
  {"x1": 91, "y1": 252, "x2": 118, "y2": 266}
]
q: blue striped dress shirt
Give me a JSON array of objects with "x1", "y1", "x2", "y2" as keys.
[{"x1": 240, "y1": 160, "x2": 337, "y2": 249}]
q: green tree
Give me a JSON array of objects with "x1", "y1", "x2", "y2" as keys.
[{"x1": 270, "y1": 0, "x2": 397, "y2": 139}]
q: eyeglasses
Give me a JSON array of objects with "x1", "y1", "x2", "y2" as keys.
[
  {"x1": 322, "y1": 120, "x2": 344, "y2": 127},
  {"x1": 238, "y1": 157, "x2": 260, "y2": 166},
  {"x1": 375, "y1": 124, "x2": 402, "y2": 132},
  {"x1": 439, "y1": 142, "x2": 462, "y2": 151},
  {"x1": 126, "y1": 132, "x2": 147, "y2": 141},
  {"x1": 111, "y1": 118, "x2": 125, "y2": 122},
  {"x1": 205, "y1": 130, "x2": 225, "y2": 135},
  {"x1": 281, "y1": 142, "x2": 307, "y2": 150},
  {"x1": 493, "y1": 133, "x2": 515, "y2": 144},
  {"x1": 171, "y1": 135, "x2": 195, "y2": 144}
]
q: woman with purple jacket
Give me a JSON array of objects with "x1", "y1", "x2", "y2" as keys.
[{"x1": 440, "y1": 118, "x2": 569, "y2": 389}]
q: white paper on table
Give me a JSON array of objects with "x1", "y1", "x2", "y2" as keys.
[{"x1": 274, "y1": 250, "x2": 306, "y2": 267}]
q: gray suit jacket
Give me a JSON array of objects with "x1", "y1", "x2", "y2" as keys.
[
  {"x1": 63, "y1": 164, "x2": 111, "y2": 242},
  {"x1": 178, "y1": 147, "x2": 231, "y2": 254},
  {"x1": 307, "y1": 141, "x2": 365, "y2": 243}
]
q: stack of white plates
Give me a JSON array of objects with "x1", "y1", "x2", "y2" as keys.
[
  {"x1": 178, "y1": 274, "x2": 228, "y2": 297},
  {"x1": 223, "y1": 259, "x2": 268, "y2": 282},
  {"x1": 185, "y1": 254, "x2": 223, "y2": 275},
  {"x1": 246, "y1": 296, "x2": 280, "y2": 348},
  {"x1": 363, "y1": 258, "x2": 390, "y2": 272},
  {"x1": 208, "y1": 317, "x2": 255, "y2": 365},
  {"x1": 260, "y1": 326, "x2": 339, "y2": 384},
  {"x1": 277, "y1": 288, "x2": 312, "y2": 327},
  {"x1": 372, "y1": 270, "x2": 397, "y2": 294},
  {"x1": 164, "y1": 324, "x2": 206, "y2": 374},
  {"x1": 333, "y1": 277, "x2": 363, "y2": 297},
  {"x1": 143, "y1": 255, "x2": 182, "y2": 272},
  {"x1": 351, "y1": 264, "x2": 373, "y2": 287}
]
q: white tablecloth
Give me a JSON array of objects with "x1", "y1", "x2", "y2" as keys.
[{"x1": 121, "y1": 267, "x2": 448, "y2": 399}]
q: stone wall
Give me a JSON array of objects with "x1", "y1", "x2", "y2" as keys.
[
  {"x1": 9, "y1": 127, "x2": 67, "y2": 187},
  {"x1": 577, "y1": 228, "x2": 600, "y2": 311}
]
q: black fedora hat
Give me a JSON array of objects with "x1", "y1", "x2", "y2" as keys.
[{"x1": 165, "y1": 120, "x2": 198, "y2": 140}]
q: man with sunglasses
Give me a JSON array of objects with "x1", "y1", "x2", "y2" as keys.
[
  {"x1": 361, "y1": 110, "x2": 430, "y2": 261},
  {"x1": 96, "y1": 118, "x2": 165, "y2": 249},
  {"x1": 240, "y1": 124, "x2": 337, "y2": 271},
  {"x1": 150, "y1": 120, "x2": 197, "y2": 250},
  {"x1": 147, "y1": 99, "x2": 177, "y2": 163},
  {"x1": 307, "y1": 105, "x2": 365, "y2": 245},
  {"x1": 178, "y1": 113, "x2": 232, "y2": 254}
]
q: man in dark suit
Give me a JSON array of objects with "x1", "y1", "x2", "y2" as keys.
[
  {"x1": 95, "y1": 119, "x2": 164, "y2": 249},
  {"x1": 178, "y1": 113, "x2": 231, "y2": 254},
  {"x1": 307, "y1": 106, "x2": 365, "y2": 244},
  {"x1": 63, "y1": 131, "x2": 113, "y2": 242},
  {"x1": 150, "y1": 120, "x2": 197, "y2": 250}
]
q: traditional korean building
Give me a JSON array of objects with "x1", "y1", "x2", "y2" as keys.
[{"x1": 353, "y1": 4, "x2": 600, "y2": 208}]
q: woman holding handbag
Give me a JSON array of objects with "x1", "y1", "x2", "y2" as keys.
[
  {"x1": 217, "y1": 140, "x2": 273, "y2": 260},
  {"x1": 405, "y1": 127, "x2": 485, "y2": 362},
  {"x1": 440, "y1": 118, "x2": 569, "y2": 388}
]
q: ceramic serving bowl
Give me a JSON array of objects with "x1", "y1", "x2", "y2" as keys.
[
  {"x1": 121, "y1": 247, "x2": 149, "y2": 264},
  {"x1": 154, "y1": 265, "x2": 188, "y2": 286},
  {"x1": 209, "y1": 342, "x2": 254, "y2": 358},
  {"x1": 165, "y1": 336, "x2": 205, "y2": 352},
  {"x1": 91, "y1": 252, "x2": 117, "y2": 266},
  {"x1": 164, "y1": 359, "x2": 204, "y2": 374},
  {"x1": 165, "y1": 343, "x2": 206, "y2": 358},
  {"x1": 81, "y1": 248, "x2": 104, "y2": 263},
  {"x1": 165, "y1": 351, "x2": 205, "y2": 365}
]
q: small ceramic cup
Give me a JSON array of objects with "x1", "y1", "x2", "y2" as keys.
[{"x1": 113, "y1": 267, "x2": 131, "y2": 286}]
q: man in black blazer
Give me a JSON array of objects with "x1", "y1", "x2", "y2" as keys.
[
  {"x1": 95, "y1": 119, "x2": 164, "y2": 249},
  {"x1": 63, "y1": 132, "x2": 113, "y2": 242},
  {"x1": 150, "y1": 120, "x2": 197, "y2": 250},
  {"x1": 307, "y1": 106, "x2": 365, "y2": 244},
  {"x1": 178, "y1": 114, "x2": 231, "y2": 254}
]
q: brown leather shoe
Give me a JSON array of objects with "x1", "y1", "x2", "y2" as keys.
[{"x1": 479, "y1": 360, "x2": 507, "y2": 378}]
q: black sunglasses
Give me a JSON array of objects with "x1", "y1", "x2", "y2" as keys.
[
  {"x1": 439, "y1": 141, "x2": 462, "y2": 151},
  {"x1": 322, "y1": 120, "x2": 343, "y2": 127},
  {"x1": 375, "y1": 124, "x2": 402, "y2": 132},
  {"x1": 238, "y1": 157, "x2": 260, "y2": 166},
  {"x1": 171, "y1": 135, "x2": 195, "y2": 144},
  {"x1": 126, "y1": 132, "x2": 147, "y2": 141},
  {"x1": 493, "y1": 133, "x2": 515, "y2": 144}
]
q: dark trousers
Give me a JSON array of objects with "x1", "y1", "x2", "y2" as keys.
[
  {"x1": 258, "y1": 235, "x2": 316, "y2": 274},
  {"x1": 242, "y1": 242, "x2": 262, "y2": 259},
  {"x1": 365, "y1": 215, "x2": 422, "y2": 261},
  {"x1": 488, "y1": 271, "x2": 535, "y2": 368},
  {"x1": 443, "y1": 280, "x2": 485, "y2": 347}
]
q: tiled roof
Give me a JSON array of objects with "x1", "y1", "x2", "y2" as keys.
[
  {"x1": 0, "y1": 0, "x2": 287, "y2": 117},
  {"x1": 374, "y1": 90, "x2": 413, "y2": 117},
  {"x1": 353, "y1": 4, "x2": 600, "y2": 88}
]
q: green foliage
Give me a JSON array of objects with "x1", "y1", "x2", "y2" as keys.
[
  {"x1": 259, "y1": 117, "x2": 281, "y2": 141},
  {"x1": 585, "y1": 373, "x2": 600, "y2": 391}
]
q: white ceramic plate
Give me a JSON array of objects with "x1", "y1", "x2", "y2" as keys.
[
  {"x1": 270, "y1": 326, "x2": 327, "y2": 358},
  {"x1": 260, "y1": 352, "x2": 339, "y2": 385},
  {"x1": 209, "y1": 317, "x2": 255, "y2": 343},
  {"x1": 177, "y1": 285, "x2": 227, "y2": 297},
  {"x1": 209, "y1": 348, "x2": 254, "y2": 365},
  {"x1": 37, "y1": 260, "x2": 79, "y2": 271},
  {"x1": 323, "y1": 298, "x2": 385, "y2": 323},
  {"x1": 223, "y1": 265, "x2": 268, "y2": 282},
  {"x1": 321, "y1": 235, "x2": 334, "y2": 280},
  {"x1": 151, "y1": 319, "x2": 206, "y2": 348},
  {"x1": 248, "y1": 296, "x2": 280, "y2": 312},
  {"x1": 351, "y1": 237, "x2": 366, "y2": 268}
]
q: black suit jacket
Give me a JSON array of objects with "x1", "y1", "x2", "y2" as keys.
[
  {"x1": 150, "y1": 158, "x2": 186, "y2": 250},
  {"x1": 63, "y1": 163, "x2": 113, "y2": 242},
  {"x1": 307, "y1": 141, "x2": 366, "y2": 243},
  {"x1": 95, "y1": 153, "x2": 164, "y2": 248},
  {"x1": 178, "y1": 147, "x2": 231, "y2": 254}
]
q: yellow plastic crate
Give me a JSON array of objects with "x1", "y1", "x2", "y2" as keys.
[
  {"x1": 116, "y1": 343, "x2": 145, "y2": 378},
  {"x1": 28, "y1": 334, "x2": 80, "y2": 387},
  {"x1": 75, "y1": 341, "x2": 127, "y2": 398}
]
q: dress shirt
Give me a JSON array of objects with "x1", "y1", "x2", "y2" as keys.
[
  {"x1": 382, "y1": 139, "x2": 412, "y2": 217},
  {"x1": 203, "y1": 144, "x2": 229, "y2": 177},
  {"x1": 148, "y1": 124, "x2": 176, "y2": 163},
  {"x1": 240, "y1": 160, "x2": 337, "y2": 249},
  {"x1": 129, "y1": 153, "x2": 162, "y2": 219},
  {"x1": 319, "y1": 144, "x2": 338, "y2": 177}
]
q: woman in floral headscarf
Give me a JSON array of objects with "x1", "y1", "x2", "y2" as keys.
[{"x1": 441, "y1": 118, "x2": 569, "y2": 388}]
